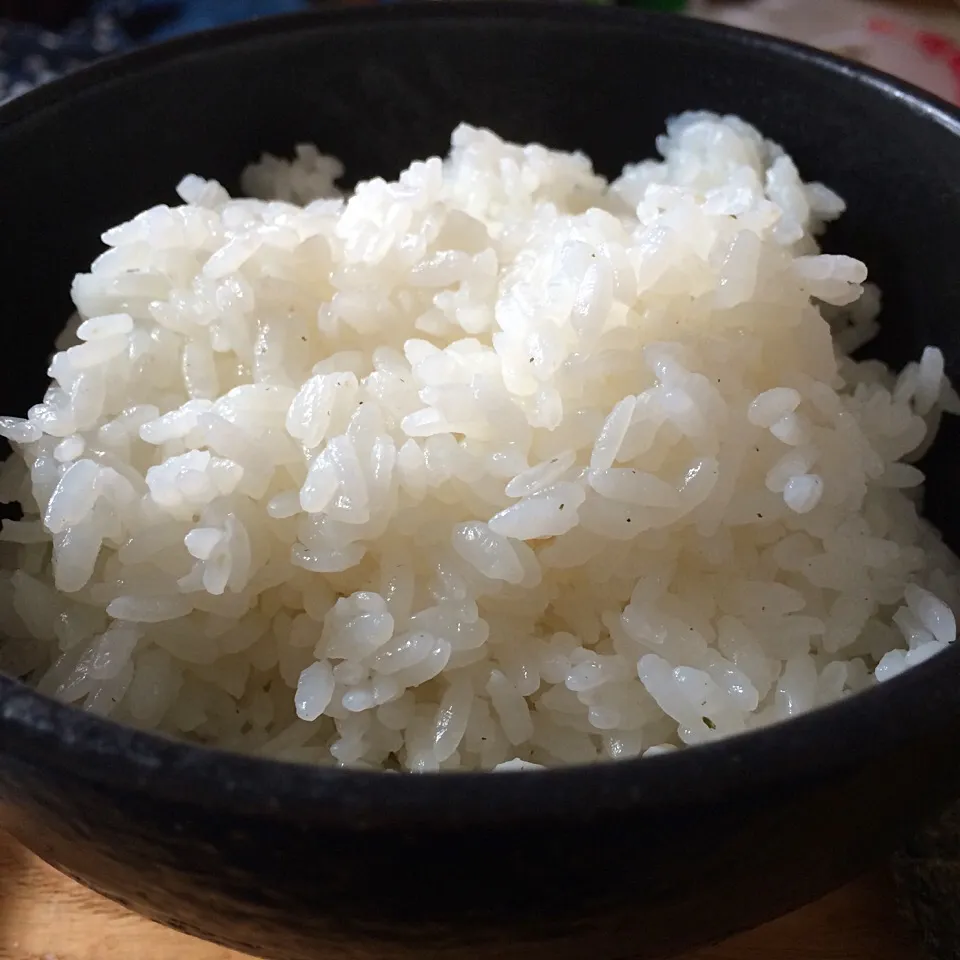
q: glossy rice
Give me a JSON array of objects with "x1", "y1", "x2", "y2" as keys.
[{"x1": 0, "y1": 112, "x2": 956, "y2": 771}]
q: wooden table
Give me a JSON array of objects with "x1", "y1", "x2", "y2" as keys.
[{"x1": 0, "y1": 829, "x2": 919, "y2": 960}]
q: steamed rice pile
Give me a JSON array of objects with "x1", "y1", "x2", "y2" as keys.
[{"x1": 0, "y1": 112, "x2": 957, "y2": 771}]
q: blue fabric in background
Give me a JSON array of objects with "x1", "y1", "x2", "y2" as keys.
[
  {"x1": 118, "y1": 0, "x2": 313, "y2": 41},
  {"x1": 0, "y1": 0, "x2": 314, "y2": 101}
]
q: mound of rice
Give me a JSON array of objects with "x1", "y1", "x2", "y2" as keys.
[{"x1": 0, "y1": 112, "x2": 957, "y2": 771}]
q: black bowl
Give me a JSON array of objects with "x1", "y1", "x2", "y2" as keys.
[{"x1": 2, "y1": 5, "x2": 960, "y2": 959}]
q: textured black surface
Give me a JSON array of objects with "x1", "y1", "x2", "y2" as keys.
[
  {"x1": 1, "y1": 5, "x2": 960, "y2": 959},
  {"x1": 895, "y1": 802, "x2": 960, "y2": 960}
]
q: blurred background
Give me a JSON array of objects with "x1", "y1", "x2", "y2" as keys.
[
  {"x1": 0, "y1": 0, "x2": 958, "y2": 104},
  {"x1": 0, "y1": 0, "x2": 955, "y2": 30}
]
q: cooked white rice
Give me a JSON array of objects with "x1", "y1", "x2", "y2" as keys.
[{"x1": 0, "y1": 112, "x2": 957, "y2": 771}]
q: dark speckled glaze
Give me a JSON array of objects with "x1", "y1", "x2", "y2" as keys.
[{"x1": 1, "y1": 6, "x2": 960, "y2": 958}]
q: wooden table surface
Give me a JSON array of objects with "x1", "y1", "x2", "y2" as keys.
[{"x1": 0, "y1": 829, "x2": 920, "y2": 960}]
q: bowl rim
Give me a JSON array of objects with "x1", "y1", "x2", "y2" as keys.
[{"x1": 1, "y1": 0, "x2": 959, "y2": 825}]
